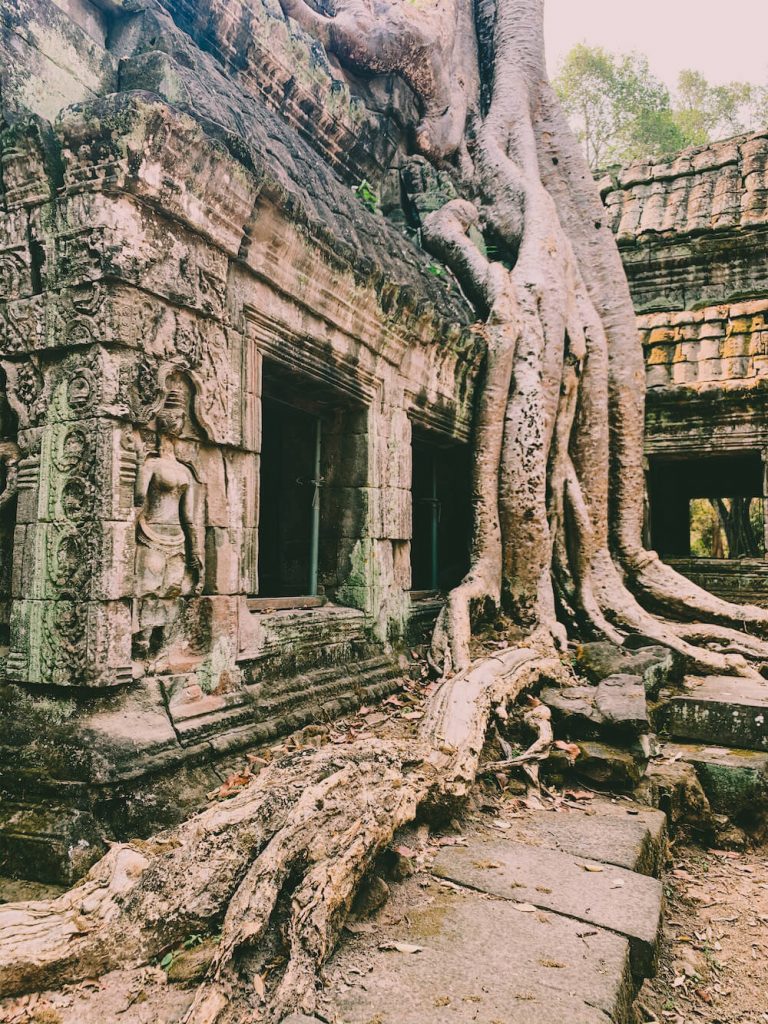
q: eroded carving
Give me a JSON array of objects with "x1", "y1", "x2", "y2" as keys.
[{"x1": 135, "y1": 382, "x2": 205, "y2": 600}]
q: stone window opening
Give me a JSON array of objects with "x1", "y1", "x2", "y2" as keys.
[
  {"x1": 254, "y1": 362, "x2": 368, "y2": 610},
  {"x1": 410, "y1": 433, "x2": 471, "y2": 595},
  {"x1": 647, "y1": 452, "x2": 766, "y2": 560},
  {"x1": 689, "y1": 498, "x2": 765, "y2": 560}
]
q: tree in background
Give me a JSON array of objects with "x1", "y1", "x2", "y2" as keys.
[
  {"x1": 675, "y1": 69, "x2": 755, "y2": 148},
  {"x1": 555, "y1": 44, "x2": 766, "y2": 170},
  {"x1": 553, "y1": 44, "x2": 682, "y2": 169}
]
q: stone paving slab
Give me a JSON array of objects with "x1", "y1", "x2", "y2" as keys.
[
  {"x1": 432, "y1": 836, "x2": 662, "y2": 977},
  {"x1": 663, "y1": 676, "x2": 768, "y2": 751},
  {"x1": 322, "y1": 882, "x2": 633, "y2": 1024},
  {"x1": 510, "y1": 804, "x2": 666, "y2": 875}
]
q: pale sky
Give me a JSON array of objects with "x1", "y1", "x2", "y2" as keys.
[{"x1": 544, "y1": 0, "x2": 768, "y2": 90}]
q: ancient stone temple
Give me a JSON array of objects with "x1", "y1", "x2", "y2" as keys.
[
  {"x1": 0, "y1": 0, "x2": 480, "y2": 880},
  {"x1": 1, "y1": 0, "x2": 767, "y2": 885},
  {"x1": 604, "y1": 134, "x2": 768, "y2": 606}
]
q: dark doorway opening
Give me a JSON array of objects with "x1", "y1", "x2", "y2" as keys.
[
  {"x1": 648, "y1": 452, "x2": 765, "y2": 559},
  {"x1": 256, "y1": 362, "x2": 369, "y2": 605},
  {"x1": 258, "y1": 395, "x2": 321, "y2": 599},
  {"x1": 411, "y1": 436, "x2": 471, "y2": 592}
]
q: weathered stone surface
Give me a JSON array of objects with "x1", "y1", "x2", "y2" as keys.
[
  {"x1": 637, "y1": 761, "x2": 713, "y2": 835},
  {"x1": 0, "y1": 802, "x2": 105, "y2": 885},
  {"x1": 658, "y1": 742, "x2": 768, "y2": 821},
  {"x1": 540, "y1": 683, "x2": 604, "y2": 733},
  {"x1": 510, "y1": 803, "x2": 667, "y2": 876},
  {"x1": 595, "y1": 675, "x2": 650, "y2": 735},
  {"x1": 542, "y1": 676, "x2": 649, "y2": 741},
  {"x1": 661, "y1": 676, "x2": 768, "y2": 751},
  {"x1": 576, "y1": 643, "x2": 678, "y2": 695},
  {"x1": 433, "y1": 837, "x2": 662, "y2": 976},
  {"x1": 0, "y1": 875, "x2": 64, "y2": 905},
  {"x1": 323, "y1": 883, "x2": 634, "y2": 1024},
  {"x1": 571, "y1": 740, "x2": 645, "y2": 791}
]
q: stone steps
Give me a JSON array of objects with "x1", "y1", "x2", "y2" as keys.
[
  {"x1": 655, "y1": 741, "x2": 768, "y2": 833},
  {"x1": 316, "y1": 800, "x2": 666, "y2": 1024},
  {"x1": 659, "y1": 674, "x2": 768, "y2": 751}
]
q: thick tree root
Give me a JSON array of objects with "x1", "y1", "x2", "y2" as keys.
[{"x1": 0, "y1": 643, "x2": 564, "y2": 1022}]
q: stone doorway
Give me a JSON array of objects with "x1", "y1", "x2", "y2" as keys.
[
  {"x1": 410, "y1": 435, "x2": 471, "y2": 594},
  {"x1": 258, "y1": 395, "x2": 321, "y2": 599}
]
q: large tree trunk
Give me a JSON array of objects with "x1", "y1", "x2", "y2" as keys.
[{"x1": 4, "y1": 0, "x2": 768, "y2": 1019}]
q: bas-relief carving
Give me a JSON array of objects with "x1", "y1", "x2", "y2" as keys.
[
  {"x1": 0, "y1": 377, "x2": 19, "y2": 648},
  {"x1": 134, "y1": 383, "x2": 205, "y2": 601}
]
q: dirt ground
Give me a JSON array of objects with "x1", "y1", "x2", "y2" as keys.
[{"x1": 638, "y1": 842, "x2": 768, "y2": 1024}]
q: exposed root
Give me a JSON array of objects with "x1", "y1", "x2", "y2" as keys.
[
  {"x1": 0, "y1": 642, "x2": 562, "y2": 1022},
  {"x1": 667, "y1": 621, "x2": 768, "y2": 663},
  {"x1": 481, "y1": 697, "x2": 553, "y2": 773},
  {"x1": 625, "y1": 549, "x2": 768, "y2": 637}
]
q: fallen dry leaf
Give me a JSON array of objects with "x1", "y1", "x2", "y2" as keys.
[{"x1": 379, "y1": 941, "x2": 424, "y2": 954}]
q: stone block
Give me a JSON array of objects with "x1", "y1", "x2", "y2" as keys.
[
  {"x1": 595, "y1": 675, "x2": 650, "y2": 735},
  {"x1": 637, "y1": 760, "x2": 713, "y2": 834},
  {"x1": 541, "y1": 683, "x2": 603, "y2": 735},
  {"x1": 377, "y1": 486, "x2": 411, "y2": 540},
  {"x1": 0, "y1": 802, "x2": 106, "y2": 886},
  {"x1": 661, "y1": 675, "x2": 768, "y2": 751},
  {"x1": 576, "y1": 642, "x2": 678, "y2": 695},
  {"x1": 572, "y1": 740, "x2": 645, "y2": 791},
  {"x1": 433, "y1": 836, "x2": 662, "y2": 977},
  {"x1": 659, "y1": 742, "x2": 768, "y2": 820},
  {"x1": 6, "y1": 597, "x2": 132, "y2": 688},
  {"x1": 324, "y1": 881, "x2": 634, "y2": 1024},
  {"x1": 511, "y1": 802, "x2": 667, "y2": 876},
  {"x1": 204, "y1": 526, "x2": 242, "y2": 595}
]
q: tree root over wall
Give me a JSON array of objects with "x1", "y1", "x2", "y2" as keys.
[
  {"x1": 4, "y1": 0, "x2": 768, "y2": 1020},
  {"x1": 0, "y1": 646, "x2": 563, "y2": 1022}
]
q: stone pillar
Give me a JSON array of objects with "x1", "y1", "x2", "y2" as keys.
[{"x1": 4, "y1": 349, "x2": 133, "y2": 687}]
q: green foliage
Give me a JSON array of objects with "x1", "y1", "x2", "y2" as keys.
[
  {"x1": 554, "y1": 44, "x2": 682, "y2": 170},
  {"x1": 426, "y1": 263, "x2": 445, "y2": 276},
  {"x1": 554, "y1": 44, "x2": 765, "y2": 171},
  {"x1": 352, "y1": 178, "x2": 380, "y2": 214},
  {"x1": 675, "y1": 70, "x2": 754, "y2": 148},
  {"x1": 159, "y1": 933, "x2": 209, "y2": 971},
  {"x1": 689, "y1": 497, "x2": 764, "y2": 559}
]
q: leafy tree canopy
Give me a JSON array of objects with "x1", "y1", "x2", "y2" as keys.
[{"x1": 554, "y1": 43, "x2": 767, "y2": 170}]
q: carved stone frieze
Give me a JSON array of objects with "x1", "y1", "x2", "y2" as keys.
[
  {"x1": 1, "y1": 359, "x2": 47, "y2": 428},
  {"x1": 134, "y1": 381, "x2": 206, "y2": 601},
  {"x1": 0, "y1": 248, "x2": 33, "y2": 303},
  {"x1": 0, "y1": 117, "x2": 59, "y2": 211}
]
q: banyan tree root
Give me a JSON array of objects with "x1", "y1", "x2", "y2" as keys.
[
  {"x1": 273, "y1": 0, "x2": 768, "y2": 677},
  {"x1": 0, "y1": 643, "x2": 566, "y2": 1022},
  {"x1": 480, "y1": 697, "x2": 554, "y2": 776}
]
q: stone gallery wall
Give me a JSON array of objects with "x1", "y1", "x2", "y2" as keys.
[
  {"x1": 0, "y1": 0, "x2": 481, "y2": 879},
  {"x1": 604, "y1": 133, "x2": 768, "y2": 604},
  {"x1": 1, "y1": 0, "x2": 766, "y2": 880}
]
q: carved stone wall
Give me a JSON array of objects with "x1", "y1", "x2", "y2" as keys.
[
  {"x1": 0, "y1": 0, "x2": 480, "y2": 879},
  {"x1": 605, "y1": 131, "x2": 768, "y2": 603}
]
